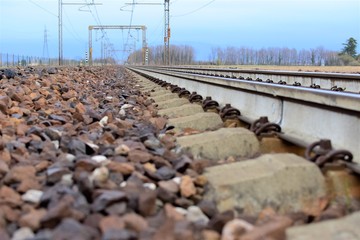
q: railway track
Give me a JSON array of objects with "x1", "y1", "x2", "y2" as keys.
[
  {"x1": 148, "y1": 66, "x2": 360, "y2": 93},
  {"x1": 0, "y1": 65, "x2": 359, "y2": 239},
  {"x1": 128, "y1": 66, "x2": 360, "y2": 165},
  {"x1": 127, "y1": 66, "x2": 360, "y2": 239}
]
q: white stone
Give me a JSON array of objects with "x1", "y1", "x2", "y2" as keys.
[
  {"x1": 61, "y1": 174, "x2": 73, "y2": 186},
  {"x1": 91, "y1": 155, "x2": 108, "y2": 164},
  {"x1": 175, "y1": 207, "x2": 188, "y2": 216},
  {"x1": 172, "y1": 177, "x2": 181, "y2": 185},
  {"x1": 143, "y1": 183, "x2": 157, "y2": 190},
  {"x1": 120, "y1": 181, "x2": 127, "y2": 188},
  {"x1": 12, "y1": 227, "x2": 35, "y2": 240},
  {"x1": 186, "y1": 206, "x2": 209, "y2": 225},
  {"x1": 66, "y1": 153, "x2": 76, "y2": 162},
  {"x1": 119, "y1": 109, "x2": 126, "y2": 117},
  {"x1": 21, "y1": 189, "x2": 43, "y2": 204},
  {"x1": 99, "y1": 116, "x2": 108, "y2": 127},
  {"x1": 121, "y1": 104, "x2": 133, "y2": 109},
  {"x1": 91, "y1": 167, "x2": 109, "y2": 183},
  {"x1": 85, "y1": 142, "x2": 99, "y2": 151},
  {"x1": 52, "y1": 140, "x2": 59, "y2": 149},
  {"x1": 115, "y1": 144, "x2": 130, "y2": 155}
]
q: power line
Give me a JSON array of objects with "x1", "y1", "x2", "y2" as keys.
[
  {"x1": 172, "y1": 0, "x2": 215, "y2": 17},
  {"x1": 124, "y1": 0, "x2": 136, "y2": 54},
  {"x1": 63, "y1": 8, "x2": 86, "y2": 44},
  {"x1": 85, "y1": 0, "x2": 120, "y2": 61},
  {"x1": 28, "y1": 0, "x2": 57, "y2": 17}
]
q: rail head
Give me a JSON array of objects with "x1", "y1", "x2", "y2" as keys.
[
  {"x1": 130, "y1": 66, "x2": 360, "y2": 113},
  {"x1": 150, "y1": 66, "x2": 360, "y2": 80}
]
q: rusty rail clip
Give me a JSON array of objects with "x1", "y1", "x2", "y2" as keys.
[
  {"x1": 178, "y1": 89, "x2": 191, "y2": 98},
  {"x1": 305, "y1": 139, "x2": 353, "y2": 167},
  {"x1": 202, "y1": 97, "x2": 219, "y2": 111},
  {"x1": 310, "y1": 83, "x2": 320, "y2": 89},
  {"x1": 220, "y1": 104, "x2": 241, "y2": 119},
  {"x1": 170, "y1": 86, "x2": 182, "y2": 93},
  {"x1": 189, "y1": 92, "x2": 203, "y2": 103},
  {"x1": 250, "y1": 116, "x2": 281, "y2": 136},
  {"x1": 331, "y1": 86, "x2": 345, "y2": 92},
  {"x1": 160, "y1": 82, "x2": 169, "y2": 87}
]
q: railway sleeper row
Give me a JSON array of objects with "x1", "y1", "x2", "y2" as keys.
[{"x1": 129, "y1": 69, "x2": 360, "y2": 239}]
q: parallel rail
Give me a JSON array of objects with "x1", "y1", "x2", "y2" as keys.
[
  {"x1": 128, "y1": 66, "x2": 360, "y2": 165},
  {"x1": 152, "y1": 66, "x2": 360, "y2": 93}
]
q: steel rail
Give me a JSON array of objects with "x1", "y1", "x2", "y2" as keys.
[
  {"x1": 154, "y1": 66, "x2": 360, "y2": 79},
  {"x1": 128, "y1": 66, "x2": 360, "y2": 165},
  {"x1": 148, "y1": 66, "x2": 360, "y2": 93}
]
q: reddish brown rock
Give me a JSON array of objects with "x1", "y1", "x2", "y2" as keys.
[
  {"x1": 4, "y1": 165, "x2": 37, "y2": 184},
  {"x1": 123, "y1": 213, "x2": 148, "y2": 232},
  {"x1": 107, "y1": 162, "x2": 135, "y2": 176},
  {"x1": 0, "y1": 95, "x2": 11, "y2": 114},
  {"x1": 158, "y1": 180, "x2": 179, "y2": 194},
  {"x1": 0, "y1": 161, "x2": 9, "y2": 178},
  {"x1": 40, "y1": 195, "x2": 76, "y2": 228},
  {"x1": 0, "y1": 205, "x2": 21, "y2": 222},
  {"x1": 0, "y1": 149, "x2": 11, "y2": 165},
  {"x1": 17, "y1": 178, "x2": 41, "y2": 193},
  {"x1": 99, "y1": 215, "x2": 125, "y2": 233},
  {"x1": 62, "y1": 90, "x2": 78, "y2": 100},
  {"x1": 202, "y1": 230, "x2": 221, "y2": 240},
  {"x1": 75, "y1": 102, "x2": 86, "y2": 114},
  {"x1": 138, "y1": 189, "x2": 157, "y2": 216},
  {"x1": 128, "y1": 149, "x2": 153, "y2": 163},
  {"x1": 0, "y1": 186, "x2": 22, "y2": 207},
  {"x1": 180, "y1": 175, "x2": 196, "y2": 198},
  {"x1": 164, "y1": 203, "x2": 185, "y2": 221},
  {"x1": 19, "y1": 209, "x2": 47, "y2": 230},
  {"x1": 150, "y1": 117, "x2": 167, "y2": 130}
]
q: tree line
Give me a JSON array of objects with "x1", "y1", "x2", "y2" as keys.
[
  {"x1": 127, "y1": 37, "x2": 359, "y2": 66},
  {"x1": 208, "y1": 46, "x2": 341, "y2": 66},
  {"x1": 127, "y1": 45, "x2": 195, "y2": 65},
  {"x1": 209, "y1": 38, "x2": 359, "y2": 66}
]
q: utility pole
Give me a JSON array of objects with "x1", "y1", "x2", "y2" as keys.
[
  {"x1": 164, "y1": 0, "x2": 170, "y2": 65},
  {"x1": 58, "y1": 0, "x2": 102, "y2": 66},
  {"x1": 124, "y1": 1, "x2": 170, "y2": 65}
]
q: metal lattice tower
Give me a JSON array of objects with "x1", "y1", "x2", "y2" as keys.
[
  {"x1": 164, "y1": 0, "x2": 170, "y2": 65},
  {"x1": 43, "y1": 26, "x2": 50, "y2": 60}
]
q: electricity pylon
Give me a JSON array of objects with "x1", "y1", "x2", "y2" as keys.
[{"x1": 43, "y1": 26, "x2": 50, "y2": 61}]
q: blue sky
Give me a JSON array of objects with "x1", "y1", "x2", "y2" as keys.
[{"x1": 0, "y1": 0, "x2": 359, "y2": 61}]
